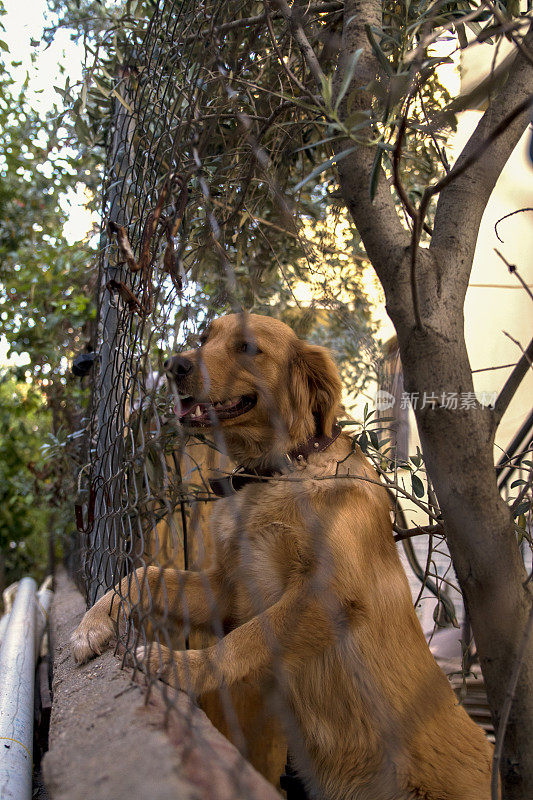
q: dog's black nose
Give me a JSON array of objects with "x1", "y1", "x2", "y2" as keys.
[{"x1": 166, "y1": 355, "x2": 193, "y2": 377}]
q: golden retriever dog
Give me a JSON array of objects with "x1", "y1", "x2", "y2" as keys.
[{"x1": 71, "y1": 313, "x2": 493, "y2": 800}]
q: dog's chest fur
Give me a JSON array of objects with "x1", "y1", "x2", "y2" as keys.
[
  {"x1": 210, "y1": 479, "x2": 306, "y2": 618},
  {"x1": 207, "y1": 446, "x2": 380, "y2": 622}
]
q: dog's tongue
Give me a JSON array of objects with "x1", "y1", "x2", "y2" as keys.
[{"x1": 175, "y1": 397, "x2": 197, "y2": 418}]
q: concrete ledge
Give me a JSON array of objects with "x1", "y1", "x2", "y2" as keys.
[{"x1": 43, "y1": 571, "x2": 280, "y2": 800}]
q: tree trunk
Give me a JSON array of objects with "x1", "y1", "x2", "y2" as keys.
[
  {"x1": 332, "y1": 4, "x2": 533, "y2": 794},
  {"x1": 335, "y1": 220, "x2": 533, "y2": 796},
  {"x1": 390, "y1": 298, "x2": 533, "y2": 799},
  {"x1": 272, "y1": 0, "x2": 533, "y2": 790}
]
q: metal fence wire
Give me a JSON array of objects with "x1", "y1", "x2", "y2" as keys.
[{"x1": 73, "y1": 0, "x2": 478, "y2": 795}]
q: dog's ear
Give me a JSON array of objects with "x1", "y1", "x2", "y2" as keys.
[{"x1": 289, "y1": 340, "x2": 342, "y2": 438}]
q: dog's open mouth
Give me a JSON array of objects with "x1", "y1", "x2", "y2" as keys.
[{"x1": 176, "y1": 394, "x2": 257, "y2": 426}]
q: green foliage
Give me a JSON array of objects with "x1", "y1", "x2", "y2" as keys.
[
  {"x1": 0, "y1": 372, "x2": 50, "y2": 589},
  {"x1": 46, "y1": 1, "x2": 383, "y2": 396},
  {"x1": 0, "y1": 1, "x2": 98, "y2": 583},
  {"x1": 44, "y1": 0, "x2": 519, "y2": 385},
  {"x1": 0, "y1": 39, "x2": 98, "y2": 371},
  {"x1": 0, "y1": 0, "x2": 527, "y2": 584}
]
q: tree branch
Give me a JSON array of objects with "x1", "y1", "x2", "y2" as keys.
[
  {"x1": 393, "y1": 522, "x2": 445, "y2": 542},
  {"x1": 424, "y1": 94, "x2": 533, "y2": 211},
  {"x1": 268, "y1": 0, "x2": 409, "y2": 283},
  {"x1": 264, "y1": 4, "x2": 318, "y2": 104},
  {"x1": 392, "y1": 86, "x2": 433, "y2": 234},
  {"x1": 269, "y1": 0, "x2": 326, "y2": 88},
  {"x1": 182, "y1": 2, "x2": 343, "y2": 42},
  {"x1": 430, "y1": 22, "x2": 533, "y2": 285},
  {"x1": 408, "y1": 91, "x2": 533, "y2": 330},
  {"x1": 334, "y1": 0, "x2": 410, "y2": 286},
  {"x1": 493, "y1": 336, "x2": 533, "y2": 424}
]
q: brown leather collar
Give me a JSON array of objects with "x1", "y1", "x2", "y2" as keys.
[{"x1": 208, "y1": 423, "x2": 342, "y2": 497}]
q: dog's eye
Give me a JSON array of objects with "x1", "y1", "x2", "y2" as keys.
[{"x1": 237, "y1": 341, "x2": 261, "y2": 355}]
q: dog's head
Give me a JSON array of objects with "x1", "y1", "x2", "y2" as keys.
[{"x1": 165, "y1": 313, "x2": 342, "y2": 463}]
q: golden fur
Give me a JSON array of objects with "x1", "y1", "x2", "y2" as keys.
[{"x1": 72, "y1": 313, "x2": 493, "y2": 800}]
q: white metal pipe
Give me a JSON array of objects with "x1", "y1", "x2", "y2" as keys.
[{"x1": 0, "y1": 577, "x2": 37, "y2": 800}]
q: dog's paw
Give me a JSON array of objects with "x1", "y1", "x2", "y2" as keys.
[
  {"x1": 71, "y1": 612, "x2": 114, "y2": 664},
  {"x1": 135, "y1": 643, "x2": 173, "y2": 679},
  {"x1": 135, "y1": 644, "x2": 206, "y2": 694}
]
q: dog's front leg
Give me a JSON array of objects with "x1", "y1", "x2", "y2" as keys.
[
  {"x1": 137, "y1": 582, "x2": 338, "y2": 695},
  {"x1": 71, "y1": 565, "x2": 227, "y2": 665}
]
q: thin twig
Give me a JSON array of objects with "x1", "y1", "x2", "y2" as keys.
[
  {"x1": 495, "y1": 208, "x2": 533, "y2": 243},
  {"x1": 210, "y1": 197, "x2": 299, "y2": 239},
  {"x1": 496, "y1": 447, "x2": 533, "y2": 468},
  {"x1": 215, "y1": 466, "x2": 444, "y2": 523},
  {"x1": 487, "y1": 1, "x2": 533, "y2": 68},
  {"x1": 472, "y1": 363, "x2": 518, "y2": 373},
  {"x1": 469, "y1": 283, "x2": 533, "y2": 289},
  {"x1": 494, "y1": 248, "x2": 533, "y2": 302},
  {"x1": 371, "y1": 462, "x2": 443, "y2": 523},
  {"x1": 409, "y1": 211, "x2": 425, "y2": 330},
  {"x1": 418, "y1": 85, "x2": 451, "y2": 174},
  {"x1": 219, "y1": 100, "x2": 294, "y2": 229}
]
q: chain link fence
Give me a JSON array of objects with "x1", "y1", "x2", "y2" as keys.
[
  {"x1": 72, "y1": 3, "x2": 373, "y2": 790},
  {"x1": 69, "y1": 0, "x2": 505, "y2": 794}
]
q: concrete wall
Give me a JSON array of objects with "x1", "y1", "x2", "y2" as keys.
[{"x1": 43, "y1": 571, "x2": 280, "y2": 800}]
